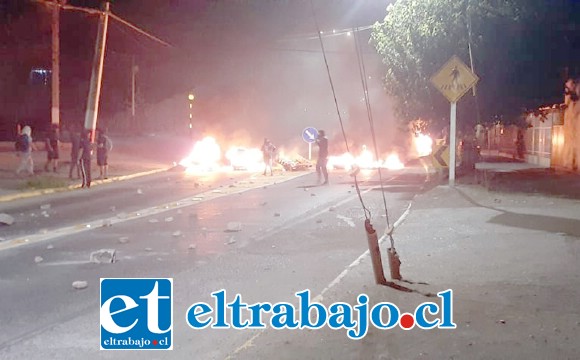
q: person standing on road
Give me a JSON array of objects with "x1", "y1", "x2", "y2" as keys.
[
  {"x1": 261, "y1": 138, "x2": 276, "y2": 176},
  {"x1": 16, "y1": 125, "x2": 35, "y2": 176},
  {"x1": 44, "y1": 124, "x2": 60, "y2": 173},
  {"x1": 79, "y1": 130, "x2": 92, "y2": 188},
  {"x1": 96, "y1": 128, "x2": 112, "y2": 180},
  {"x1": 316, "y1": 130, "x2": 329, "y2": 185},
  {"x1": 69, "y1": 124, "x2": 81, "y2": 179}
]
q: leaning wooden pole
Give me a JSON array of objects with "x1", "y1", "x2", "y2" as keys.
[{"x1": 364, "y1": 219, "x2": 387, "y2": 285}]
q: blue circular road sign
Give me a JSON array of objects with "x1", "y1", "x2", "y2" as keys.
[{"x1": 302, "y1": 127, "x2": 318, "y2": 143}]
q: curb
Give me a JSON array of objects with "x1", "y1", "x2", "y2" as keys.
[{"x1": 0, "y1": 167, "x2": 171, "y2": 203}]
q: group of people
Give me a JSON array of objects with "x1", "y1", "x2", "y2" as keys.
[
  {"x1": 260, "y1": 129, "x2": 329, "y2": 185},
  {"x1": 15, "y1": 124, "x2": 112, "y2": 188}
]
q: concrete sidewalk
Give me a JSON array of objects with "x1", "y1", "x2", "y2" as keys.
[
  {"x1": 0, "y1": 135, "x2": 191, "y2": 202},
  {"x1": 232, "y1": 183, "x2": 580, "y2": 359}
]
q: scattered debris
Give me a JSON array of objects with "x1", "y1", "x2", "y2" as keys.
[
  {"x1": 72, "y1": 281, "x2": 88, "y2": 290},
  {"x1": 118, "y1": 237, "x2": 129, "y2": 244},
  {"x1": 40, "y1": 204, "x2": 51, "y2": 210},
  {"x1": 225, "y1": 222, "x2": 242, "y2": 232},
  {"x1": 188, "y1": 244, "x2": 197, "y2": 250},
  {"x1": 46, "y1": 244, "x2": 54, "y2": 250},
  {"x1": 329, "y1": 207, "x2": 336, "y2": 212},
  {"x1": 34, "y1": 256, "x2": 43, "y2": 264},
  {"x1": 310, "y1": 193, "x2": 316, "y2": 197},
  {"x1": 145, "y1": 247, "x2": 153, "y2": 252},
  {"x1": 42, "y1": 212, "x2": 50, "y2": 218},
  {"x1": 316, "y1": 219, "x2": 323, "y2": 224},
  {"x1": 172, "y1": 231, "x2": 182, "y2": 237},
  {"x1": 226, "y1": 237, "x2": 236, "y2": 245},
  {"x1": 102, "y1": 219, "x2": 112, "y2": 227},
  {"x1": 498, "y1": 320, "x2": 506, "y2": 324},
  {"x1": 148, "y1": 219, "x2": 159, "y2": 224},
  {"x1": 0, "y1": 213, "x2": 15, "y2": 225},
  {"x1": 90, "y1": 249, "x2": 117, "y2": 264},
  {"x1": 337, "y1": 215, "x2": 356, "y2": 228},
  {"x1": 274, "y1": 213, "x2": 281, "y2": 217},
  {"x1": 165, "y1": 217, "x2": 174, "y2": 222}
]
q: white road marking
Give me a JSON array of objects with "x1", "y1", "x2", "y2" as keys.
[
  {"x1": 0, "y1": 172, "x2": 309, "y2": 252},
  {"x1": 227, "y1": 197, "x2": 415, "y2": 359}
]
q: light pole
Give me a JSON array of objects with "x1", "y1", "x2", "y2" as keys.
[
  {"x1": 51, "y1": 0, "x2": 64, "y2": 127},
  {"x1": 188, "y1": 93, "x2": 195, "y2": 140},
  {"x1": 83, "y1": 1, "x2": 110, "y2": 142}
]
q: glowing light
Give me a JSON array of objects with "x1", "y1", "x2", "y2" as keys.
[
  {"x1": 413, "y1": 133, "x2": 433, "y2": 157},
  {"x1": 188, "y1": 94, "x2": 195, "y2": 101},
  {"x1": 383, "y1": 153, "x2": 404, "y2": 170},
  {"x1": 179, "y1": 136, "x2": 221, "y2": 172},
  {"x1": 328, "y1": 153, "x2": 355, "y2": 171},
  {"x1": 355, "y1": 146, "x2": 375, "y2": 169},
  {"x1": 328, "y1": 148, "x2": 404, "y2": 170},
  {"x1": 225, "y1": 147, "x2": 264, "y2": 171},
  {"x1": 347, "y1": 31, "x2": 352, "y2": 36}
]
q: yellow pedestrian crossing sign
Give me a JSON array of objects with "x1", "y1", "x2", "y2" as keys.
[{"x1": 430, "y1": 56, "x2": 479, "y2": 103}]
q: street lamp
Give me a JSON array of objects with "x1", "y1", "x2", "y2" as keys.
[{"x1": 188, "y1": 93, "x2": 195, "y2": 139}]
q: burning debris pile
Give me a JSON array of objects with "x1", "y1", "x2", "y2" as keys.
[
  {"x1": 177, "y1": 131, "x2": 434, "y2": 174},
  {"x1": 278, "y1": 155, "x2": 312, "y2": 172}
]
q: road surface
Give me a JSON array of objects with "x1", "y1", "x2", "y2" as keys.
[{"x1": 0, "y1": 166, "x2": 430, "y2": 359}]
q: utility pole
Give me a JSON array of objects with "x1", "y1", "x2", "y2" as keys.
[
  {"x1": 83, "y1": 1, "x2": 110, "y2": 142},
  {"x1": 51, "y1": 0, "x2": 62, "y2": 126},
  {"x1": 466, "y1": 0, "x2": 482, "y2": 126},
  {"x1": 34, "y1": 0, "x2": 170, "y2": 138}
]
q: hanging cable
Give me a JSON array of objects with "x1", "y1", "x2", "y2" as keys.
[
  {"x1": 352, "y1": 26, "x2": 397, "y2": 249},
  {"x1": 309, "y1": 0, "x2": 370, "y2": 220}
]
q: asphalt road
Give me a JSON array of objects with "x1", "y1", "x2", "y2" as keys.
[{"x1": 0, "y1": 166, "x2": 430, "y2": 359}]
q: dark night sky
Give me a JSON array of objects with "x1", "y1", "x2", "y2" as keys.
[
  {"x1": 0, "y1": 0, "x2": 393, "y2": 152},
  {"x1": 90, "y1": 0, "x2": 397, "y2": 152},
  {"x1": 2, "y1": 0, "x2": 579, "y2": 155}
]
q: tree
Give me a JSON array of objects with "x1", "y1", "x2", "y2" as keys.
[{"x1": 370, "y1": 0, "x2": 563, "y2": 131}]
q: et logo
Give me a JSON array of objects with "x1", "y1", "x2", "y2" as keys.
[{"x1": 100, "y1": 278, "x2": 173, "y2": 350}]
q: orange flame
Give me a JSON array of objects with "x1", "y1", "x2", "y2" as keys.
[
  {"x1": 328, "y1": 146, "x2": 405, "y2": 170},
  {"x1": 413, "y1": 133, "x2": 433, "y2": 157},
  {"x1": 225, "y1": 147, "x2": 264, "y2": 171},
  {"x1": 179, "y1": 136, "x2": 222, "y2": 172},
  {"x1": 383, "y1": 153, "x2": 404, "y2": 170}
]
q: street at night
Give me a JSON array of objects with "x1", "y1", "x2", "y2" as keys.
[{"x1": 2, "y1": 0, "x2": 580, "y2": 359}]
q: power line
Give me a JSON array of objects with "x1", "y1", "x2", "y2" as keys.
[
  {"x1": 309, "y1": 0, "x2": 371, "y2": 220},
  {"x1": 32, "y1": 0, "x2": 171, "y2": 47},
  {"x1": 353, "y1": 25, "x2": 395, "y2": 249}
]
